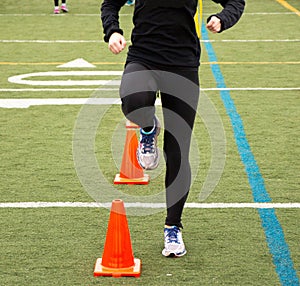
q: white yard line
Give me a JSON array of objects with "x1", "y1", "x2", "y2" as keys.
[
  {"x1": 0, "y1": 202, "x2": 299, "y2": 209},
  {"x1": 0, "y1": 98, "x2": 121, "y2": 108},
  {"x1": 0, "y1": 88, "x2": 118, "y2": 92},
  {"x1": 0, "y1": 87, "x2": 299, "y2": 92},
  {"x1": 0, "y1": 39, "x2": 106, "y2": 43},
  {"x1": 1, "y1": 39, "x2": 299, "y2": 43},
  {"x1": 1, "y1": 87, "x2": 300, "y2": 108},
  {"x1": 0, "y1": 88, "x2": 117, "y2": 92},
  {"x1": 1, "y1": 90, "x2": 299, "y2": 109},
  {"x1": 0, "y1": 12, "x2": 296, "y2": 17}
]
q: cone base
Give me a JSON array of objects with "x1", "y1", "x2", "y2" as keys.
[
  {"x1": 94, "y1": 258, "x2": 141, "y2": 278},
  {"x1": 114, "y1": 174, "x2": 149, "y2": 185}
]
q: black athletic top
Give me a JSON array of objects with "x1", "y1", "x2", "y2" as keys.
[{"x1": 101, "y1": 0, "x2": 245, "y2": 68}]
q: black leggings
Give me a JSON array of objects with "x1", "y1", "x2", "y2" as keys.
[{"x1": 120, "y1": 62, "x2": 199, "y2": 228}]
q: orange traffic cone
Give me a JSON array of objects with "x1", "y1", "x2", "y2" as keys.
[
  {"x1": 94, "y1": 199, "x2": 141, "y2": 277},
  {"x1": 114, "y1": 120, "x2": 149, "y2": 184}
]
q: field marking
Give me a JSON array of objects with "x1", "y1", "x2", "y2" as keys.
[
  {"x1": 1, "y1": 87, "x2": 299, "y2": 92},
  {"x1": 208, "y1": 61, "x2": 300, "y2": 64},
  {"x1": 0, "y1": 13, "x2": 135, "y2": 17},
  {"x1": 57, "y1": 58, "x2": 96, "y2": 68},
  {"x1": 0, "y1": 39, "x2": 105, "y2": 43},
  {"x1": 0, "y1": 61, "x2": 123, "y2": 65},
  {"x1": 0, "y1": 202, "x2": 299, "y2": 209},
  {"x1": 1, "y1": 90, "x2": 299, "y2": 108},
  {"x1": 1, "y1": 39, "x2": 299, "y2": 44},
  {"x1": 276, "y1": 0, "x2": 300, "y2": 16},
  {"x1": 0, "y1": 12, "x2": 297, "y2": 17},
  {"x1": 8, "y1": 70, "x2": 122, "y2": 86},
  {"x1": 204, "y1": 39, "x2": 300, "y2": 42},
  {"x1": 1, "y1": 61, "x2": 299, "y2": 66},
  {"x1": 0, "y1": 88, "x2": 116, "y2": 92},
  {"x1": 0, "y1": 98, "x2": 122, "y2": 108},
  {"x1": 202, "y1": 22, "x2": 300, "y2": 285}
]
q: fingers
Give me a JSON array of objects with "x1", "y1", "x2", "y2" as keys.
[
  {"x1": 206, "y1": 16, "x2": 221, "y2": 33},
  {"x1": 108, "y1": 32, "x2": 127, "y2": 54}
]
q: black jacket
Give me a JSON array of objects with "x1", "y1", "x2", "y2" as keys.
[{"x1": 101, "y1": 0, "x2": 245, "y2": 68}]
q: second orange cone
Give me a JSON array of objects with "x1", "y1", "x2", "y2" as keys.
[{"x1": 114, "y1": 120, "x2": 149, "y2": 184}]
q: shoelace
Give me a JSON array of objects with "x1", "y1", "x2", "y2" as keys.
[
  {"x1": 140, "y1": 130, "x2": 156, "y2": 154},
  {"x1": 165, "y1": 227, "x2": 180, "y2": 244}
]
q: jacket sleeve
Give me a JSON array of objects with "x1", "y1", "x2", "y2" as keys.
[
  {"x1": 101, "y1": 0, "x2": 127, "y2": 42},
  {"x1": 208, "y1": 0, "x2": 245, "y2": 32}
]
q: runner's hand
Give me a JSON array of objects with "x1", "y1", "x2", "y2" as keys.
[
  {"x1": 206, "y1": 16, "x2": 221, "y2": 33},
  {"x1": 108, "y1": 32, "x2": 126, "y2": 54}
]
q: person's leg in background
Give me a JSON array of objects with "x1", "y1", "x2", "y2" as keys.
[
  {"x1": 61, "y1": 0, "x2": 68, "y2": 13},
  {"x1": 54, "y1": 0, "x2": 68, "y2": 14},
  {"x1": 54, "y1": 0, "x2": 60, "y2": 14}
]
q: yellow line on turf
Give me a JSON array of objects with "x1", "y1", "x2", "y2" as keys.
[
  {"x1": 276, "y1": 0, "x2": 300, "y2": 16},
  {"x1": 206, "y1": 61, "x2": 300, "y2": 65},
  {"x1": 92, "y1": 62, "x2": 125, "y2": 65}
]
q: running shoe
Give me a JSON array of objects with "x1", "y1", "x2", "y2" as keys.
[
  {"x1": 125, "y1": 0, "x2": 135, "y2": 6},
  {"x1": 54, "y1": 7, "x2": 60, "y2": 14},
  {"x1": 162, "y1": 225, "x2": 187, "y2": 257},
  {"x1": 137, "y1": 116, "x2": 160, "y2": 170},
  {"x1": 61, "y1": 4, "x2": 68, "y2": 13}
]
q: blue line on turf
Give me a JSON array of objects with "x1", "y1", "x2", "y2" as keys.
[{"x1": 201, "y1": 23, "x2": 299, "y2": 286}]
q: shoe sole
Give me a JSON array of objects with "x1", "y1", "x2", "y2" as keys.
[{"x1": 162, "y1": 248, "x2": 187, "y2": 258}]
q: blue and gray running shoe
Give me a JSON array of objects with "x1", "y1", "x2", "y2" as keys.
[
  {"x1": 137, "y1": 116, "x2": 160, "y2": 170},
  {"x1": 162, "y1": 226, "x2": 187, "y2": 257}
]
